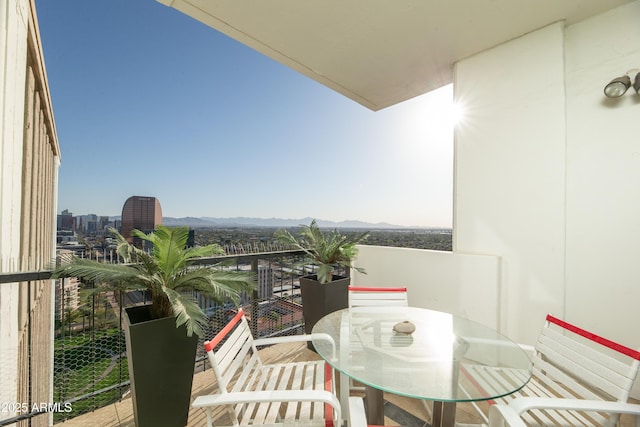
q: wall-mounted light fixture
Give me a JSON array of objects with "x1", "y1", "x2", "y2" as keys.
[{"x1": 604, "y1": 69, "x2": 640, "y2": 98}]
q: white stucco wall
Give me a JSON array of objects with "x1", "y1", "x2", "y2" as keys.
[
  {"x1": 564, "y1": 0, "x2": 640, "y2": 350},
  {"x1": 454, "y1": 21, "x2": 568, "y2": 344},
  {"x1": 351, "y1": 245, "x2": 501, "y2": 329},
  {"x1": 452, "y1": 0, "x2": 640, "y2": 393}
]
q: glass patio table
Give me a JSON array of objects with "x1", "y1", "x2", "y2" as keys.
[{"x1": 311, "y1": 306, "x2": 532, "y2": 427}]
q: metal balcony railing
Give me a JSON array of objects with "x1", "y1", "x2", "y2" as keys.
[{"x1": 0, "y1": 249, "x2": 325, "y2": 426}]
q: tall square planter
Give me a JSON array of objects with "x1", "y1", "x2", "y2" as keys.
[
  {"x1": 299, "y1": 275, "x2": 350, "y2": 342},
  {"x1": 123, "y1": 305, "x2": 198, "y2": 427}
]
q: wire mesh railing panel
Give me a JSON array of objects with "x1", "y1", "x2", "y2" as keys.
[
  {"x1": 52, "y1": 318, "x2": 128, "y2": 422},
  {"x1": 0, "y1": 250, "x2": 312, "y2": 426}
]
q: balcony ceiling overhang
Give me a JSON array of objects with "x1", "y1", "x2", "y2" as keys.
[{"x1": 157, "y1": 0, "x2": 631, "y2": 111}]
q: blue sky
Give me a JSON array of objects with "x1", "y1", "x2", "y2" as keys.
[{"x1": 36, "y1": 0, "x2": 454, "y2": 228}]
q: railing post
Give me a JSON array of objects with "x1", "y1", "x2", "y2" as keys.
[{"x1": 250, "y1": 257, "x2": 259, "y2": 337}]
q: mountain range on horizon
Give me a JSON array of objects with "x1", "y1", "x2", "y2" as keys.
[{"x1": 149, "y1": 216, "x2": 436, "y2": 229}]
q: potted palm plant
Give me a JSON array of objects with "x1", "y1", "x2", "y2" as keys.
[
  {"x1": 275, "y1": 219, "x2": 369, "y2": 336},
  {"x1": 53, "y1": 226, "x2": 255, "y2": 427}
]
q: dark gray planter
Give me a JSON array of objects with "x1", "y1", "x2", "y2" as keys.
[
  {"x1": 299, "y1": 275, "x2": 350, "y2": 340},
  {"x1": 123, "y1": 305, "x2": 198, "y2": 427}
]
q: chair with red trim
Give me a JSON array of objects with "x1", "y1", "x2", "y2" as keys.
[
  {"x1": 462, "y1": 314, "x2": 640, "y2": 426},
  {"x1": 346, "y1": 286, "x2": 410, "y2": 395},
  {"x1": 348, "y1": 286, "x2": 409, "y2": 308},
  {"x1": 192, "y1": 308, "x2": 342, "y2": 427}
]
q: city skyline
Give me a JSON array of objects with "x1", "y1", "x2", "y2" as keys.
[
  {"x1": 36, "y1": 0, "x2": 456, "y2": 228},
  {"x1": 60, "y1": 209, "x2": 449, "y2": 230}
]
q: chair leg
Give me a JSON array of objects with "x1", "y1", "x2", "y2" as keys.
[
  {"x1": 423, "y1": 399, "x2": 433, "y2": 419},
  {"x1": 340, "y1": 372, "x2": 351, "y2": 422},
  {"x1": 432, "y1": 401, "x2": 456, "y2": 427}
]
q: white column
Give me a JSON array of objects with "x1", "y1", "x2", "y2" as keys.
[{"x1": 0, "y1": 0, "x2": 29, "y2": 421}]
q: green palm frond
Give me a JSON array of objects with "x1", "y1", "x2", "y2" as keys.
[
  {"x1": 275, "y1": 219, "x2": 369, "y2": 284},
  {"x1": 172, "y1": 267, "x2": 255, "y2": 303},
  {"x1": 164, "y1": 287, "x2": 208, "y2": 338},
  {"x1": 135, "y1": 226, "x2": 186, "y2": 274},
  {"x1": 110, "y1": 227, "x2": 145, "y2": 263},
  {"x1": 54, "y1": 258, "x2": 140, "y2": 286}
]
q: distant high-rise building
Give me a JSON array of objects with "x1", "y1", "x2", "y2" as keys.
[
  {"x1": 258, "y1": 265, "x2": 275, "y2": 299},
  {"x1": 98, "y1": 216, "x2": 110, "y2": 231},
  {"x1": 55, "y1": 251, "x2": 80, "y2": 321},
  {"x1": 57, "y1": 209, "x2": 74, "y2": 230},
  {"x1": 187, "y1": 229, "x2": 195, "y2": 248},
  {"x1": 78, "y1": 213, "x2": 98, "y2": 233},
  {"x1": 120, "y1": 196, "x2": 162, "y2": 247}
]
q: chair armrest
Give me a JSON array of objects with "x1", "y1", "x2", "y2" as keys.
[
  {"x1": 517, "y1": 343, "x2": 535, "y2": 354},
  {"x1": 254, "y1": 333, "x2": 336, "y2": 359},
  {"x1": 508, "y1": 397, "x2": 640, "y2": 417},
  {"x1": 488, "y1": 405, "x2": 528, "y2": 427},
  {"x1": 193, "y1": 389, "x2": 341, "y2": 422}
]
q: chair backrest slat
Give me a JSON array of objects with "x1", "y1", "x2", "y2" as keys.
[
  {"x1": 214, "y1": 324, "x2": 251, "y2": 373},
  {"x1": 206, "y1": 309, "x2": 245, "y2": 350},
  {"x1": 534, "y1": 315, "x2": 640, "y2": 406},
  {"x1": 532, "y1": 353, "x2": 614, "y2": 402},
  {"x1": 230, "y1": 352, "x2": 263, "y2": 394},
  {"x1": 205, "y1": 310, "x2": 263, "y2": 396},
  {"x1": 222, "y1": 337, "x2": 259, "y2": 389},
  {"x1": 216, "y1": 319, "x2": 253, "y2": 376},
  {"x1": 537, "y1": 329, "x2": 636, "y2": 400},
  {"x1": 546, "y1": 315, "x2": 640, "y2": 361},
  {"x1": 348, "y1": 286, "x2": 408, "y2": 308}
]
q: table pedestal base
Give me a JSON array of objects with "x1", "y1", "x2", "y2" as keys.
[
  {"x1": 363, "y1": 386, "x2": 457, "y2": 427},
  {"x1": 364, "y1": 386, "x2": 385, "y2": 425},
  {"x1": 432, "y1": 401, "x2": 456, "y2": 427}
]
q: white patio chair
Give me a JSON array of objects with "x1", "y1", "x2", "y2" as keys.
[
  {"x1": 345, "y1": 286, "x2": 425, "y2": 422},
  {"x1": 488, "y1": 400, "x2": 640, "y2": 427},
  {"x1": 348, "y1": 286, "x2": 409, "y2": 308},
  {"x1": 464, "y1": 314, "x2": 640, "y2": 426},
  {"x1": 192, "y1": 308, "x2": 342, "y2": 427},
  {"x1": 346, "y1": 286, "x2": 409, "y2": 393}
]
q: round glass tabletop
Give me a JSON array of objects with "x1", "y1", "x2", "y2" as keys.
[{"x1": 311, "y1": 306, "x2": 532, "y2": 402}]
